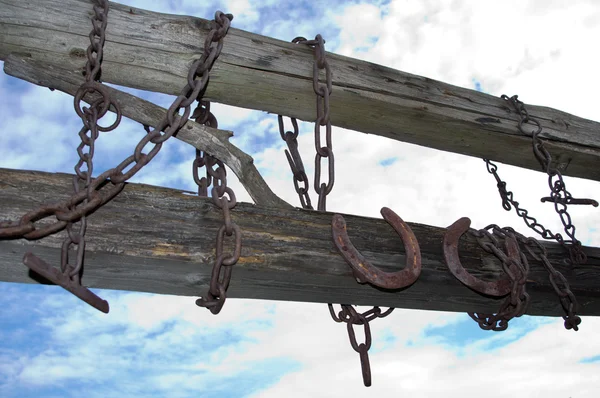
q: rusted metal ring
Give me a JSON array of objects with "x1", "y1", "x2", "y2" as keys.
[
  {"x1": 332, "y1": 207, "x2": 421, "y2": 290},
  {"x1": 443, "y1": 217, "x2": 512, "y2": 297}
]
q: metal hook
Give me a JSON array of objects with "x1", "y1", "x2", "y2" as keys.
[
  {"x1": 443, "y1": 217, "x2": 513, "y2": 297},
  {"x1": 332, "y1": 207, "x2": 421, "y2": 290},
  {"x1": 23, "y1": 252, "x2": 109, "y2": 313}
]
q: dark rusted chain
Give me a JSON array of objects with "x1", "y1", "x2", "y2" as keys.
[
  {"x1": 467, "y1": 226, "x2": 530, "y2": 331},
  {"x1": 179, "y1": 17, "x2": 242, "y2": 316},
  {"x1": 444, "y1": 217, "x2": 581, "y2": 331},
  {"x1": 483, "y1": 95, "x2": 597, "y2": 265},
  {"x1": 277, "y1": 115, "x2": 313, "y2": 209},
  {"x1": 301, "y1": 34, "x2": 335, "y2": 212},
  {"x1": 509, "y1": 227, "x2": 582, "y2": 331},
  {"x1": 277, "y1": 34, "x2": 387, "y2": 386},
  {"x1": 191, "y1": 100, "x2": 218, "y2": 197},
  {"x1": 195, "y1": 154, "x2": 242, "y2": 314},
  {"x1": 20, "y1": 0, "x2": 117, "y2": 313},
  {"x1": 0, "y1": 9, "x2": 234, "y2": 314},
  {"x1": 0, "y1": 11, "x2": 234, "y2": 242}
]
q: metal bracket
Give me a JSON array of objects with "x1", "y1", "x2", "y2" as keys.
[{"x1": 23, "y1": 252, "x2": 109, "y2": 313}]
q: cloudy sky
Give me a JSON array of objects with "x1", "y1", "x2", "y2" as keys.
[{"x1": 1, "y1": 0, "x2": 600, "y2": 396}]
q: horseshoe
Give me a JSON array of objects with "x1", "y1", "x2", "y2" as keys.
[
  {"x1": 331, "y1": 207, "x2": 421, "y2": 290},
  {"x1": 443, "y1": 217, "x2": 515, "y2": 297}
]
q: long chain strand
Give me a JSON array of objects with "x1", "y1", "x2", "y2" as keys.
[
  {"x1": 278, "y1": 35, "x2": 391, "y2": 387},
  {"x1": 191, "y1": 16, "x2": 243, "y2": 315},
  {"x1": 484, "y1": 95, "x2": 597, "y2": 265}
]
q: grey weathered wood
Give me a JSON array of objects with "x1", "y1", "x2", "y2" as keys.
[
  {"x1": 2, "y1": 1, "x2": 600, "y2": 181},
  {"x1": 3, "y1": 54, "x2": 291, "y2": 209},
  {"x1": 1, "y1": 168, "x2": 599, "y2": 317}
]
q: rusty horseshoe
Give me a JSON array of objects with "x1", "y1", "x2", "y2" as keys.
[
  {"x1": 443, "y1": 217, "x2": 514, "y2": 297},
  {"x1": 332, "y1": 207, "x2": 421, "y2": 290}
]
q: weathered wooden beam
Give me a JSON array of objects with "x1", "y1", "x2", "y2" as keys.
[
  {"x1": 2, "y1": 54, "x2": 291, "y2": 210},
  {"x1": 1, "y1": 168, "x2": 599, "y2": 317},
  {"x1": 1, "y1": 1, "x2": 600, "y2": 181}
]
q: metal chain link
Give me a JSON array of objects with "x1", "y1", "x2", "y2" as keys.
[
  {"x1": 300, "y1": 34, "x2": 335, "y2": 212},
  {"x1": 484, "y1": 95, "x2": 598, "y2": 265},
  {"x1": 195, "y1": 155, "x2": 242, "y2": 314},
  {"x1": 469, "y1": 224, "x2": 581, "y2": 331},
  {"x1": 0, "y1": 11, "x2": 233, "y2": 241},
  {"x1": 64, "y1": 0, "x2": 113, "y2": 280},
  {"x1": 328, "y1": 304, "x2": 394, "y2": 386},
  {"x1": 189, "y1": 92, "x2": 243, "y2": 315},
  {"x1": 511, "y1": 229, "x2": 582, "y2": 330},
  {"x1": 278, "y1": 115, "x2": 313, "y2": 209},
  {"x1": 278, "y1": 35, "x2": 388, "y2": 386},
  {"x1": 468, "y1": 227, "x2": 530, "y2": 331},
  {"x1": 12, "y1": 0, "x2": 119, "y2": 313},
  {"x1": 192, "y1": 100, "x2": 219, "y2": 197}
]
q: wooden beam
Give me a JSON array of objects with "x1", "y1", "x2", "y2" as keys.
[
  {"x1": 1, "y1": 1, "x2": 600, "y2": 181},
  {"x1": 2, "y1": 54, "x2": 291, "y2": 210},
  {"x1": 1, "y1": 168, "x2": 599, "y2": 317}
]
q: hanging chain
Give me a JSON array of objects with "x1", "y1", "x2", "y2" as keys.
[
  {"x1": 469, "y1": 225, "x2": 581, "y2": 331},
  {"x1": 484, "y1": 95, "x2": 598, "y2": 265},
  {"x1": 303, "y1": 34, "x2": 335, "y2": 212},
  {"x1": 190, "y1": 98, "x2": 243, "y2": 315},
  {"x1": 278, "y1": 115, "x2": 313, "y2": 209},
  {"x1": 195, "y1": 154, "x2": 242, "y2": 315},
  {"x1": 468, "y1": 227, "x2": 530, "y2": 331},
  {"x1": 3, "y1": 0, "x2": 120, "y2": 313},
  {"x1": 192, "y1": 100, "x2": 219, "y2": 197},
  {"x1": 278, "y1": 35, "x2": 388, "y2": 387},
  {"x1": 328, "y1": 305, "x2": 394, "y2": 386},
  {"x1": 0, "y1": 11, "x2": 233, "y2": 241},
  {"x1": 61, "y1": 0, "x2": 116, "y2": 288},
  {"x1": 186, "y1": 18, "x2": 241, "y2": 315},
  {"x1": 512, "y1": 228, "x2": 581, "y2": 330}
]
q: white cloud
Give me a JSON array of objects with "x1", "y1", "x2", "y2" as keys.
[
  {"x1": 6, "y1": 288, "x2": 597, "y2": 397},
  {"x1": 2, "y1": 0, "x2": 600, "y2": 396}
]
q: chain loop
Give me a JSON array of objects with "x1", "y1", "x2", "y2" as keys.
[
  {"x1": 468, "y1": 226, "x2": 530, "y2": 330},
  {"x1": 278, "y1": 35, "x2": 386, "y2": 386},
  {"x1": 195, "y1": 114, "x2": 243, "y2": 314},
  {"x1": 489, "y1": 94, "x2": 598, "y2": 264},
  {"x1": 0, "y1": 11, "x2": 232, "y2": 242},
  {"x1": 468, "y1": 224, "x2": 581, "y2": 331}
]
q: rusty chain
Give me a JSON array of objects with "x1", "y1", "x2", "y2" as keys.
[
  {"x1": 195, "y1": 153, "x2": 242, "y2": 315},
  {"x1": 468, "y1": 227, "x2": 530, "y2": 331},
  {"x1": 0, "y1": 2, "x2": 583, "y2": 382},
  {"x1": 0, "y1": 7, "x2": 233, "y2": 312},
  {"x1": 192, "y1": 100, "x2": 219, "y2": 197},
  {"x1": 278, "y1": 35, "x2": 389, "y2": 387},
  {"x1": 301, "y1": 34, "x2": 335, "y2": 212},
  {"x1": 484, "y1": 95, "x2": 598, "y2": 265},
  {"x1": 190, "y1": 95, "x2": 243, "y2": 315},
  {"x1": 278, "y1": 115, "x2": 313, "y2": 209},
  {"x1": 2, "y1": 0, "x2": 120, "y2": 313},
  {"x1": 505, "y1": 226, "x2": 581, "y2": 331},
  {"x1": 0, "y1": 11, "x2": 233, "y2": 242},
  {"x1": 469, "y1": 224, "x2": 581, "y2": 331},
  {"x1": 328, "y1": 304, "x2": 394, "y2": 386},
  {"x1": 56, "y1": 0, "x2": 117, "y2": 291}
]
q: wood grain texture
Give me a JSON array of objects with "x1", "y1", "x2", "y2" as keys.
[
  {"x1": 3, "y1": 54, "x2": 291, "y2": 209},
  {"x1": 1, "y1": 168, "x2": 599, "y2": 317},
  {"x1": 1, "y1": 0, "x2": 600, "y2": 180}
]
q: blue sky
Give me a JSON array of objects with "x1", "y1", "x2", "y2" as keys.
[{"x1": 1, "y1": 0, "x2": 600, "y2": 396}]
